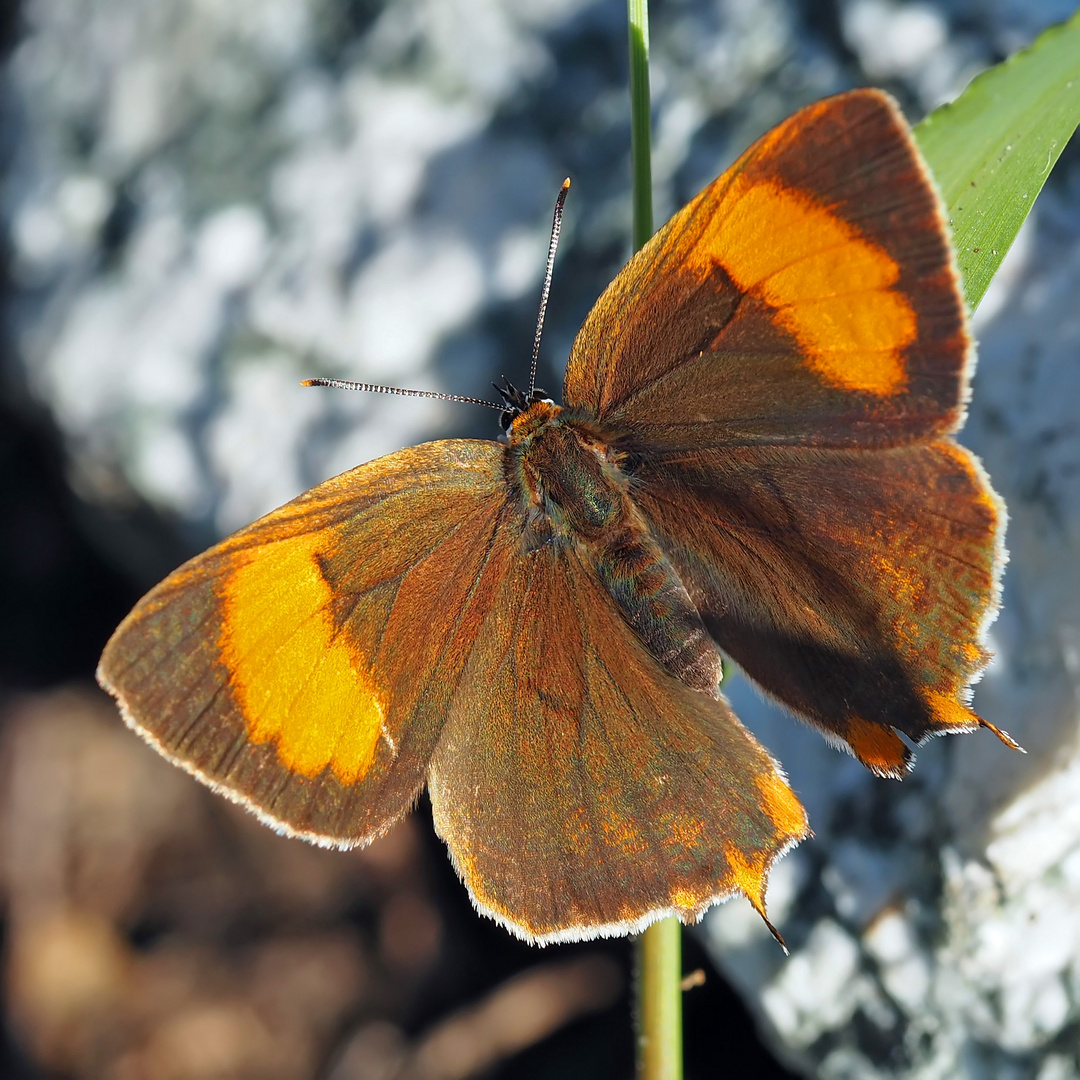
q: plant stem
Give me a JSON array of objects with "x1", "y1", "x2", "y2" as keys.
[
  {"x1": 628, "y1": 2, "x2": 683, "y2": 1078},
  {"x1": 628, "y1": 0, "x2": 654, "y2": 248},
  {"x1": 637, "y1": 916, "x2": 683, "y2": 1080}
]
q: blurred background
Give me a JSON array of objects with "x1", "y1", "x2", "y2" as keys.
[{"x1": 2, "y1": 0, "x2": 1079, "y2": 1077}]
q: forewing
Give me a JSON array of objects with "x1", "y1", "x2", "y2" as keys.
[
  {"x1": 633, "y1": 441, "x2": 1007, "y2": 776},
  {"x1": 563, "y1": 89, "x2": 968, "y2": 450},
  {"x1": 98, "y1": 440, "x2": 511, "y2": 846},
  {"x1": 427, "y1": 538, "x2": 808, "y2": 943}
]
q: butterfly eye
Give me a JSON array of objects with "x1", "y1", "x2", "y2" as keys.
[{"x1": 499, "y1": 408, "x2": 516, "y2": 432}]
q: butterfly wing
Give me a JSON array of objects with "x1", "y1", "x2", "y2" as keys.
[
  {"x1": 101, "y1": 436, "x2": 808, "y2": 940},
  {"x1": 427, "y1": 534, "x2": 808, "y2": 944},
  {"x1": 561, "y1": 89, "x2": 1007, "y2": 774},
  {"x1": 563, "y1": 89, "x2": 968, "y2": 450},
  {"x1": 98, "y1": 440, "x2": 513, "y2": 845},
  {"x1": 632, "y1": 443, "x2": 1003, "y2": 776}
]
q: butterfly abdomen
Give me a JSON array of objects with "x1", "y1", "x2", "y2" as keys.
[
  {"x1": 588, "y1": 513, "x2": 724, "y2": 697},
  {"x1": 511, "y1": 407, "x2": 723, "y2": 696}
]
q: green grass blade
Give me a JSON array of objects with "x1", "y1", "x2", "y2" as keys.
[{"x1": 914, "y1": 10, "x2": 1080, "y2": 312}]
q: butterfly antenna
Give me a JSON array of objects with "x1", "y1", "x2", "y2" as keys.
[
  {"x1": 301, "y1": 378, "x2": 504, "y2": 411},
  {"x1": 528, "y1": 177, "x2": 571, "y2": 398},
  {"x1": 304, "y1": 179, "x2": 569, "y2": 411}
]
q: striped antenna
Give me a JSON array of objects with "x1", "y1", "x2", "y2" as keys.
[
  {"x1": 304, "y1": 178, "x2": 572, "y2": 412},
  {"x1": 528, "y1": 178, "x2": 571, "y2": 397},
  {"x1": 300, "y1": 378, "x2": 503, "y2": 410}
]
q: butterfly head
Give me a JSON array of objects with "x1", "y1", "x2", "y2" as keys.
[{"x1": 495, "y1": 377, "x2": 558, "y2": 441}]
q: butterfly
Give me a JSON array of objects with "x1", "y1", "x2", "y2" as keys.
[{"x1": 98, "y1": 89, "x2": 1012, "y2": 946}]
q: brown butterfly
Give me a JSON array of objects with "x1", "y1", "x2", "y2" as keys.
[{"x1": 98, "y1": 89, "x2": 1013, "y2": 945}]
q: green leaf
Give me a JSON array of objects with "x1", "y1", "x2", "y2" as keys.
[{"x1": 914, "y1": 10, "x2": 1080, "y2": 313}]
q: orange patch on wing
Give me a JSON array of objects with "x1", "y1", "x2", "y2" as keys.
[
  {"x1": 219, "y1": 532, "x2": 386, "y2": 784},
  {"x1": 923, "y1": 690, "x2": 1021, "y2": 750},
  {"x1": 690, "y1": 176, "x2": 916, "y2": 395},
  {"x1": 923, "y1": 690, "x2": 981, "y2": 732},
  {"x1": 844, "y1": 717, "x2": 910, "y2": 777},
  {"x1": 754, "y1": 771, "x2": 809, "y2": 842},
  {"x1": 670, "y1": 886, "x2": 707, "y2": 914},
  {"x1": 962, "y1": 640, "x2": 987, "y2": 665},
  {"x1": 722, "y1": 844, "x2": 770, "y2": 917}
]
